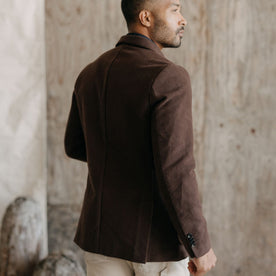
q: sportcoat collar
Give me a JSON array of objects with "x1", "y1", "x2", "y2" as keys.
[{"x1": 115, "y1": 33, "x2": 165, "y2": 57}]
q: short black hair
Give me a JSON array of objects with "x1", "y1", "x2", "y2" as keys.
[{"x1": 121, "y1": 0, "x2": 148, "y2": 26}]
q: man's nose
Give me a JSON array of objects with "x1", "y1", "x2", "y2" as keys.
[{"x1": 180, "y1": 14, "x2": 187, "y2": 26}]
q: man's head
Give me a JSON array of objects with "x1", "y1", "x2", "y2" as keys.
[{"x1": 121, "y1": 0, "x2": 187, "y2": 49}]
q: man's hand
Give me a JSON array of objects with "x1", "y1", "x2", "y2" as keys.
[{"x1": 188, "y1": 248, "x2": 217, "y2": 276}]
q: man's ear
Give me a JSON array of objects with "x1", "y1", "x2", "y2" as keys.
[{"x1": 138, "y1": 10, "x2": 152, "y2": 27}]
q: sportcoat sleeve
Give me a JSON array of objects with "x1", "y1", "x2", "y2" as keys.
[
  {"x1": 150, "y1": 63, "x2": 211, "y2": 258},
  {"x1": 64, "y1": 88, "x2": 87, "y2": 162}
]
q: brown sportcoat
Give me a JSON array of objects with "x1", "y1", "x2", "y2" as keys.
[{"x1": 64, "y1": 33, "x2": 211, "y2": 263}]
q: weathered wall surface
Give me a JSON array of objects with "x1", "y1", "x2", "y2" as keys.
[
  {"x1": 202, "y1": 1, "x2": 276, "y2": 275},
  {"x1": 45, "y1": 0, "x2": 127, "y2": 259},
  {"x1": 46, "y1": 0, "x2": 127, "y2": 206},
  {"x1": 46, "y1": 0, "x2": 276, "y2": 275},
  {"x1": 0, "y1": 0, "x2": 48, "y2": 257}
]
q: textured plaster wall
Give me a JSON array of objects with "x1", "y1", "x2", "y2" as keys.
[
  {"x1": 46, "y1": 0, "x2": 276, "y2": 275},
  {"x1": 201, "y1": 1, "x2": 276, "y2": 274},
  {"x1": 0, "y1": 0, "x2": 47, "y2": 256},
  {"x1": 45, "y1": 0, "x2": 127, "y2": 259}
]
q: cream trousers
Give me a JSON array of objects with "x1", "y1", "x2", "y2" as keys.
[{"x1": 84, "y1": 251, "x2": 190, "y2": 276}]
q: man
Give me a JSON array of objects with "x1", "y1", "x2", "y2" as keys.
[{"x1": 64, "y1": 0, "x2": 217, "y2": 275}]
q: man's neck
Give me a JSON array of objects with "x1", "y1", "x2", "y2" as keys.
[
  {"x1": 127, "y1": 32, "x2": 153, "y2": 42},
  {"x1": 127, "y1": 29, "x2": 163, "y2": 50}
]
